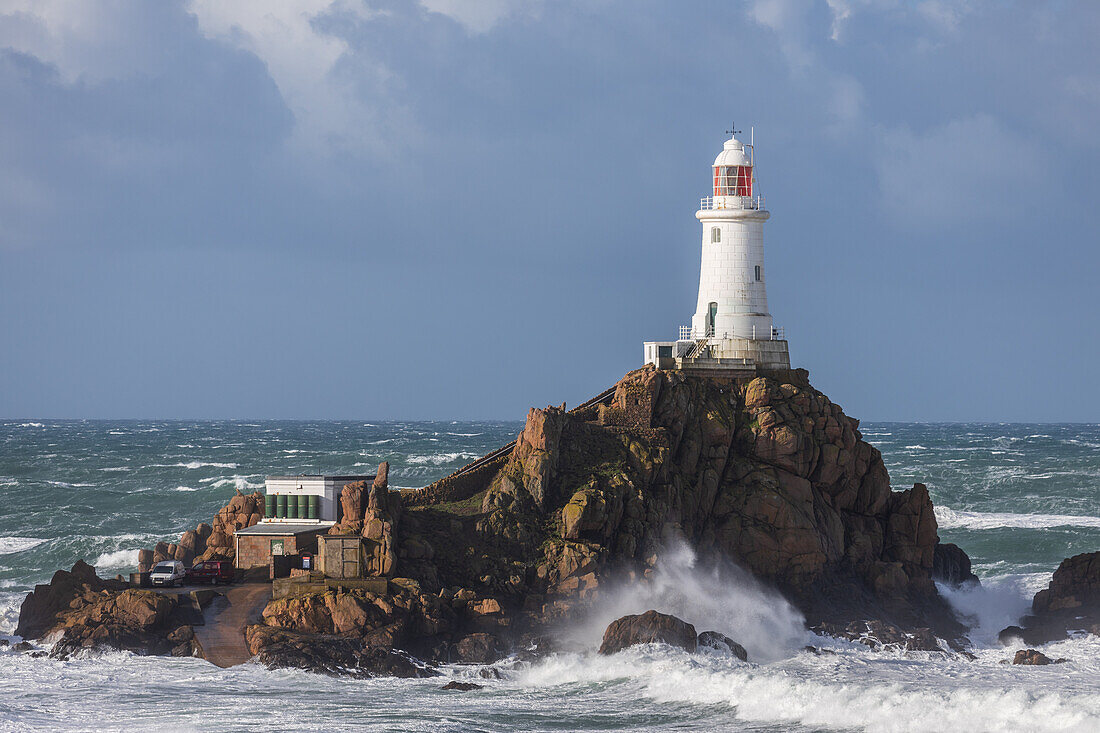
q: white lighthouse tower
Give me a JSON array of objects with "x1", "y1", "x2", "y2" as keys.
[{"x1": 644, "y1": 128, "x2": 791, "y2": 373}]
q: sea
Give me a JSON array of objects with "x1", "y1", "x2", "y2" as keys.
[{"x1": 1, "y1": 420, "x2": 1098, "y2": 732}]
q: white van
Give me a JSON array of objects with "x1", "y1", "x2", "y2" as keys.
[{"x1": 149, "y1": 560, "x2": 186, "y2": 588}]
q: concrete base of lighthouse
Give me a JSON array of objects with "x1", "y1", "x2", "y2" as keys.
[{"x1": 643, "y1": 336, "x2": 790, "y2": 374}]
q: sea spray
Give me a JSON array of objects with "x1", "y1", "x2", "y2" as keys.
[
  {"x1": 938, "y1": 570, "x2": 1060, "y2": 647},
  {"x1": 557, "y1": 540, "x2": 806, "y2": 661}
]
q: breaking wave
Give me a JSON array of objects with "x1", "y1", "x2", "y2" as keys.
[
  {"x1": 175, "y1": 461, "x2": 238, "y2": 469},
  {"x1": 92, "y1": 548, "x2": 139, "y2": 571},
  {"x1": 935, "y1": 506, "x2": 1100, "y2": 530},
  {"x1": 561, "y1": 541, "x2": 806, "y2": 663},
  {"x1": 0, "y1": 538, "x2": 46, "y2": 555},
  {"x1": 405, "y1": 452, "x2": 478, "y2": 466},
  {"x1": 512, "y1": 644, "x2": 1100, "y2": 733}
]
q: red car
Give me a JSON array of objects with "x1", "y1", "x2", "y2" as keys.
[{"x1": 186, "y1": 560, "x2": 235, "y2": 585}]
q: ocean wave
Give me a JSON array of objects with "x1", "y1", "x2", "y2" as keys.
[
  {"x1": 176, "y1": 461, "x2": 238, "y2": 469},
  {"x1": 203, "y1": 476, "x2": 263, "y2": 491},
  {"x1": 513, "y1": 642, "x2": 1100, "y2": 733},
  {"x1": 0, "y1": 591, "x2": 25, "y2": 635},
  {"x1": 405, "y1": 452, "x2": 478, "y2": 466},
  {"x1": 1064, "y1": 439, "x2": 1100, "y2": 449},
  {"x1": 100, "y1": 466, "x2": 132, "y2": 472},
  {"x1": 445, "y1": 432, "x2": 483, "y2": 437},
  {"x1": 935, "y1": 506, "x2": 1100, "y2": 530},
  {"x1": 0, "y1": 537, "x2": 46, "y2": 555},
  {"x1": 172, "y1": 486, "x2": 199, "y2": 492},
  {"x1": 92, "y1": 548, "x2": 138, "y2": 570}
]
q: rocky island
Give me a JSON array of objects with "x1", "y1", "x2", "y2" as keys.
[{"x1": 16, "y1": 367, "x2": 1100, "y2": 674}]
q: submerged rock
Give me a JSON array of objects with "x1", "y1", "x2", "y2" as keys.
[
  {"x1": 441, "y1": 681, "x2": 483, "y2": 691},
  {"x1": 599, "y1": 610, "x2": 697, "y2": 655},
  {"x1": 1012, "y1": 649, "x2": 1067, "y2": 665},
  {"x1": 697, "y1": 631, "x2": 748, "y2": 661},
  {"x1": 812, "y1": 619, "x2": 954, "y2": 653}
]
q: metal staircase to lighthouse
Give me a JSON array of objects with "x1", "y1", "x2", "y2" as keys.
[{"x1": 686, "y1": 338, "x2": 709, "y2": 359}]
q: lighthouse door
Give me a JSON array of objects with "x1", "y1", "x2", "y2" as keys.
[{"x1": 706, "y1": 302, "x2": 717, "y2": 337}]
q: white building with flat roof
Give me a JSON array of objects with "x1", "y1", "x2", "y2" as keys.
[{"x1": 262, "y1": 474, "x2": 374, "y2": 525}]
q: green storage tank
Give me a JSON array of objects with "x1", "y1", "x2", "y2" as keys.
[
  {"x1": 277, "y1": 494, "x2": 287, "y2": 518},
  {"x1": 287, "y1": 495, "x2": 299, "y2": 519},
  {"x1": 308, "y1": 494, "x2": 319, "y2": 520},
  {"x1": 298, "y1": 494, "x2": 309, "y2": 520},
  {"x1": 265, "y1": 494, "x2": 276, "y2": 518}
]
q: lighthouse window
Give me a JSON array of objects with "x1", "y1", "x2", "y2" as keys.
[
  {"x1": 754, "y1": 265, "x2": 762, "y2": 281},
  {"x1": 714, "y1": 165, "x2": 754, "y2": 197},
  {"x1": 711, "y1": 227, "x2": 721, "y2": 243}
]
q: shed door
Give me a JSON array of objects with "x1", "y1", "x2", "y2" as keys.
[{"x1": 342, "y1": 540, "x2": 360, "y2": 579}]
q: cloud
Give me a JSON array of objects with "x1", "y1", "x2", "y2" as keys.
[
  {"x1": 0, "y1": 0, "x2": 166, "y2": 82},
  {"x1": 417, "y1": 0, "x2": 535, "y2": 34},
  {"x1": 874, "y1": 114, "x2": 1045, "y2": 224},
  {"x1": 186, "y1": 0, "x2": 403, "y2": 155},
  {"x1": 748, "y1": 0, "x2": 816, "y2": 68}
]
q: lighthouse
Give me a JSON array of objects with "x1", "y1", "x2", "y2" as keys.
[{"x1": 643, "y1": 129, "x2": 791, "y2": 373}]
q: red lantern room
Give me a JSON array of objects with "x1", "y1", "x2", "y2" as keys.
[{"x1": 712, "y1": 134, "x2": 753, "y2": 197}]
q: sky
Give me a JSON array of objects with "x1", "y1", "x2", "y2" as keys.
[{"x1": 1, "y1": 0, "x2": 1098, "y2": 421}]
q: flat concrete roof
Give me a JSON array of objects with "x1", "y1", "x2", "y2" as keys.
[
  {"x1": 265, "y1": 475, "x2": 375, "y2": 481},
  {"x1": 234, "y1": 522, "x2": 334, "y2": 536}
]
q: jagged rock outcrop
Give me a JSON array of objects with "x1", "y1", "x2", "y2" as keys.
[
  {"x1": 932, "y1": 542, "x2": 979, "y2": 587},
  {"x1": 599, "y1": 610, "x2": 698, "y2": 654},
  {"x1": 245, "y1": 626, "x2": 432, "y2": 678},
  {"x1": 43, "y1": 366, "x2": 979, "y2": 675},
  {"x1": 455, "y1": 367, "x2": 965, "y2": 638},
  {"x1": 999, "y1": 551, "x2": 1100, "y2": 645},
  {"x1": 137, "y1": 492, "x2": 260, "y2": 572},
  {"x1": 16, "y1": 561, "x2": 203, "y2": 659},
  {"x1": 330, "y1": 462, "x2": 401, "y2": 576},
  {"x1": 1032, "y1": 552, "x2": 1100, "y2": 614}
]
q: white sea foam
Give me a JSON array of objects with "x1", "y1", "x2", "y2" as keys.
[
  {"x1": 92, "y1": 548, "x2": 139, "y2": 570},
  {"x1": 0, "y1": 590, "x2": 25, "y2": 635},
  {"x1": 938, "y1": 575, "x2": 1039, "y2": 644},
  {"x1": 176, "y1": 461, "x2": 238, "y2": 469},
  {"x1": 405, "y1": 452, "x2": 478, "y2": 466},
  {"x1": 935, "y1": 506, "x2": 1100, "y2": 530},
  {"x1": 560, "y1": 541, "x2": 806, "y2": 663},
  {"x1": 202, "y1": 475, "x2": 263, "y2": 492},
  {"x1": 45, "y1": 480, "x2": 96, "y2": 488},
  {"x1": 0, "y1": 538, "x2": 46, "y2": 555},
  {"x1": 511, "y1": 643, "x2": 1100, "y2": 733},
  {"x1": 172, "y1": 486, "x2": 199, "y2": 492}
]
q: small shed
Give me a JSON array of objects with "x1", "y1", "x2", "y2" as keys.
[
  {"x1": 318, "y1": 535, "x2": 366, "y2": 579},
  {"x1": 233, "y1": 523, "x2": 328, "y2": 570}
]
